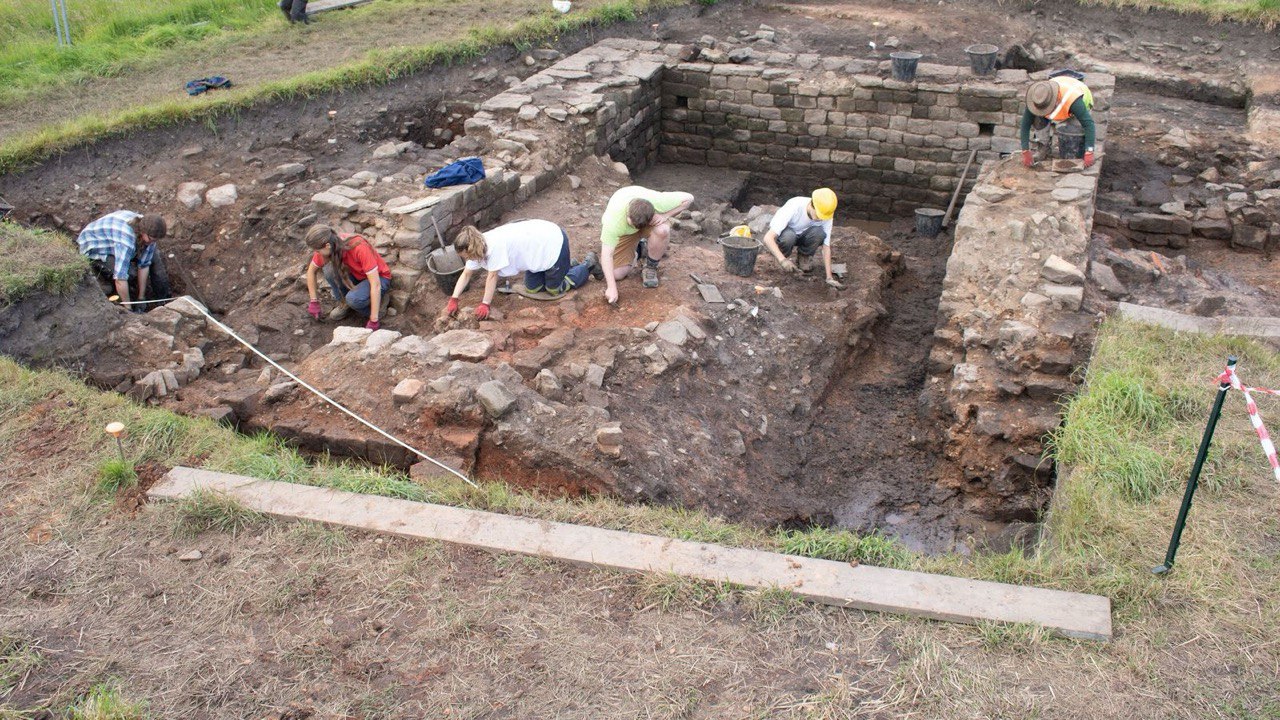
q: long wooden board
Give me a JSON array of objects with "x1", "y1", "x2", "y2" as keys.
[
  {"x1": 151, "y1": 467, "x2": 1112, "y2": 640},
  {"x1": 1118, "y1": 302, "x2": 1280, "y2": 338},
  {"x1": 307, "y1": 0, "x2": 374, "y2": 15}
]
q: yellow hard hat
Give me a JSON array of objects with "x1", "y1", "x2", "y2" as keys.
[
  {"x1": 729, "y1": 225, "x2": 752, "y2": 238},
  {"x1": 811, "y1": 188, "x2": 837, "y2": 220}
]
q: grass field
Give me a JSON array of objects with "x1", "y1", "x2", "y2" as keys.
[{"x1": 1085, "y1": 0, "x2": 1280, "y2": 26}]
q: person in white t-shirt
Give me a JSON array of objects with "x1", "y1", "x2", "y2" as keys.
[
  {"x1": 444, "y1": 219, "x2": 601, "y2": 319},
  {"x1": 759, "y1": 188, "x2": 844, "y2": 289}
]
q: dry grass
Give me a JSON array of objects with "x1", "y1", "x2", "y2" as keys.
[{"x1": 1079, "y1": 0, "x2": 1280, "y2": 28}]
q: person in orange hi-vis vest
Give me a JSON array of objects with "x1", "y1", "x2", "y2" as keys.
[{"x1": 1019, "y1": 74, "x2": 1097, "y2": 169}]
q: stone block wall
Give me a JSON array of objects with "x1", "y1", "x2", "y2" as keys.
[
  {"x1": 659, "y1": 62, "x2": 1112, "y2": 219},
  {"x1": 924, "y1": 158, "x2": 1103, "y2": 524}
]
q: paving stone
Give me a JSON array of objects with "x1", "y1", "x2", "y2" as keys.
[
  {"x1": 596, "y1": 422, "x2": 624, "y2": 456},
  {"x1": 1042, "y1": 283, "x2": 1084, "y2": 311},
  {"x1": 1129, "y1": 213, "x2": 1192, "y2": 235},
  {"x1": 476, "y1": 380, "x2": 517, "y2": 418},
  {"x1": 327, "y1": 185, "x2": 367, "y2": 200},
  {"x1": 388, "y1": 334, "x2": 434, "y2": 357},
  {"x1": 1089, "y1": 263, "x2": 1128, "y2": 299}
]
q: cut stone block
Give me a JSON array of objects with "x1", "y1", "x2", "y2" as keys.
[{"x1": 476, "y1": 380, "x2": 517, "y2": 418}]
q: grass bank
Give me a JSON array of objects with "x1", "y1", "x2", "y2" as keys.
[
  {"x1": 0, "y1": 0, "x2": 687, "y2": 177},
  {"x1": 1083, "y1": 0, "x2": 1280, "y2": 27},
  {"x1": 0, "y1": 220, "x2": 87, "y2": 305}
]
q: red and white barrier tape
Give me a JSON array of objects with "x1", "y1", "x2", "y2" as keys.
[{"x1": 1221, "y1": 364, "x2": 1280, "y2": 483}]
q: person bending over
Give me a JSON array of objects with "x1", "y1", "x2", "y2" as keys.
[
  {"x1": 599, "y1": 186, "x2": 694, "y2": 304},
  {"x1": 304, "y1": 224, "x2": 391, "y2": 330},
  {"x1": 760, "y1": 188, "x2": 844, "y2": 289}
]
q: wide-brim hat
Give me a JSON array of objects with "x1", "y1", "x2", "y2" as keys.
[{"x1": 1026, "y1": 80, "x2": 1059, "y2": 117}]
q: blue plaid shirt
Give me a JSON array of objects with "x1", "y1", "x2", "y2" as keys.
[{"x1": 76, "y1": 211, "x2": 156, "y2": 280}]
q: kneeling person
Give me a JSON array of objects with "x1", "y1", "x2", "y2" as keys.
[
  {"x1": 76, "y1": 210, "x2": 171, "y2": 308},
  {"x1": 761, "y1": 188, "x2": 844, "y2": 289},
  {"x1": 445, "y1": 219, "x2": 599, "y2": 319},
  {"x1": 304, "y1": 225, "x2": 391, "y2": 330}
]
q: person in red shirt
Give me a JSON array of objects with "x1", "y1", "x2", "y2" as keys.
[{"x1": 303, "y1": 224, "x2": 392, "y2": 330}]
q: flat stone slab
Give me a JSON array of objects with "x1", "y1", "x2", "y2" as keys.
[
  {"x1": 1117, "y1": 302, "x2": 1280, "y2": 338},
  {"x1": 150, "y1": 467, "x2": 1113, "y2": 640},
  {"x1": 307, "y1": 0, "x2": 373, "y2": 13}
]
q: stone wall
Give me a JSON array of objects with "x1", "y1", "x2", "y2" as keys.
[
  {"x1": 925, "y1": 157, "x2": 1104, "y2": 524},
  {"x1": 658, "y1": 61, "x2": 1110, "y2": 218}
]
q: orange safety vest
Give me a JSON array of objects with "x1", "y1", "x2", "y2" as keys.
[{"x1": 1047, "y1": 76, "x2": 1094, "y2": 122}]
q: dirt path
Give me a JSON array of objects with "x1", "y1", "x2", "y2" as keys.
[{"x1": 0, "y1": 0, "x2": 624, "y2": 144}]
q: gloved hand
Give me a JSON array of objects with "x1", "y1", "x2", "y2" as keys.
[
  {"x1": 825, "y1": 278, "x2": 846, "y2": 290},
  {"x1": 1083, "y1": 150, "x2": 1095, "y2": 168},
  {"x1": 779, "y1": 258, "x2": 800, "y2": 273},
  {"x1": 474, "y1": 302, "x2": 490, "y2": 320},
  {"x1": 445, "y1": 297, "x2": 460, "y2": 316},
  {"x1": 307, "y1": 299, "x2": 321, "y2": 320},
  {"x1": 365, "y1": 319, "x2": 380, "y2": 331},
  {"x1": 1021, "y1": 150, "x2": 1034, "y2": 168}
]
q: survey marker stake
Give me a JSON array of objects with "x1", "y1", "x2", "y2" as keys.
[{"x1": 1153, "y1": 356, "x2": 1235, "y2": 575}]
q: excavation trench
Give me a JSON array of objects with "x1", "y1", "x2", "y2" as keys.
[{"x1": 2, "y1": 36, "x2": 1119, "y2": 554}]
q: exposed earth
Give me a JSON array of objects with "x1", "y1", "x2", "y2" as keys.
[{"x1": 2, "y1": 0, "x2": 1279, "y2": 555}]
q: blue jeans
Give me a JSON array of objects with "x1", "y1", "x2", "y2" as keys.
[
  {"x1": 324, "y1": 265, "x2": 391, "y2": 316},
  {"x1": 524, "y1": 230, "x2": 590, "y2": 295}
]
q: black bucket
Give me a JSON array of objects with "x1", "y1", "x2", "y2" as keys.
[
  {"x1": 427, "y1": 252, "x2": 464, "y2": 294},
  {"x1": 720, "y1": 234, "x2": 761, "y2": 277},
  {"x1": 890, "y1": 51, "x2": 923, "y2": 82},
  {"x1": 1057, "y1": 118, "x2": 1086, "y2": 159},
  {"x1": 965, "y1": 44, "x2": 999, "y2": 76},
  {"x1": 915, "y1": 208, "x2": 946, "y2": 237}
]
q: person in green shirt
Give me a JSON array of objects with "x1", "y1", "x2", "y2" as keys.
[{"x1": 599, "y1": 186, "x2": 694, "y2": 304}]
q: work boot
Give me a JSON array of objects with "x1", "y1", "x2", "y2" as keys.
[
  {"x1": 585, "y1": 251, "x2": 604, "y2": 281},
  {"x1": 642, "y1": 259, "x2": 660, "y2": 288},
  {"x1": 797, "y1": 253, "x2": 815, "y2": 273},
  {"x1": 328, "y1": 303, "x2": 351, "y2": 321}
]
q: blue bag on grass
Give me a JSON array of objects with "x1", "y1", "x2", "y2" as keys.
[
  {"x1": 185, "y1": 76, "x2": 232, "y2": 96},
  {"x1": 424, "y1": 157, "x2": 485, "y2": 188}
]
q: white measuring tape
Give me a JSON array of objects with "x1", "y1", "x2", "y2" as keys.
[{"x1": 143, "y1": 295, "x2": 476, "y2": 487}]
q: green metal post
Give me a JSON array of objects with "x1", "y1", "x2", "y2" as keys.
[{"x1": 1153, "y1": 356, "x2": 1235, "y2": 575}]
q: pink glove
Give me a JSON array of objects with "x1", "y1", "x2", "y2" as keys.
[
  {"x1": 1083, "y1": 150, "x2": 1095, "y2": 168},
  {"x1": 365, "y1": 319, "x2": 380, "y2": 331},
  {"x1": 474, "y1": 303, "x2": 490, "y2": 320},
  {"x1": 307, "y1": 299, "x2": 321, "y2": 319},
  {"x1": 446, "y1": 297, "x2": 460, "y2": 316},
  {"x1": 1021, "y1": 150, "x2": 1033, "y2": 168}
]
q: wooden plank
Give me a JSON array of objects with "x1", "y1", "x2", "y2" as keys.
[
  {"x1": 1118, "y1": 302, "x2": 1280, "y2": 338},
  {"x1": 151, "y1": 467, "x2": 1112, "y2": 640},
  {"x1": 307, "y1": 0, "x2": 374, "y2": 14}
]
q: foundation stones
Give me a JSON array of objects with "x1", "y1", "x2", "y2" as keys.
[
  {"x1": 177, "y1": 182, "x2": 206, "y2": 210},
  {"x1": 311, "y1": 191, "x2": 359, "y2": 214},
  {"x1": 476, "y1": 380, "x2": 517, "y2": 418},
  {"x1": 431, "y1": 329, "x2": 493, "y2": 362},
  {"x1": 584, "y1": 363, "x2": 606, "y2": 388},
  {"x1": 330, "y1": 327, "x2": 373, "y2": 346},
  {"x1": 199, "y1": 184, "x2": 236, "y2": 209},
  {"x1": 595, "y1": 423, "x2": 624, "y2": 457},
  {"x1": 534, "y1": 369, "x2": 564, "y2": 401},
  {"x1": 392, "y1": 378, "x2": 424, "y2": 405},
  {"x1": 362, "y1": 329, "x2": 403, "y2": 356},
  {"x1": 1041, "y1": 255, "x2": 1085, "y2": 285},
  {"x1": 654, "y1": 320, "x2": 689, "y2": 346}
]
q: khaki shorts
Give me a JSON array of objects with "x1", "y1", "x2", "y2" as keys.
[{"x1": 610, "y1": 235, "x2": 642, "y2": 269}]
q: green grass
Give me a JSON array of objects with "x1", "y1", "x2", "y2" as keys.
[
  {"x1": 0, "y1": 0, "x2": 689, "y2": 176},
  {"x1": 0, "y1": 636, "x2": 45, "y2": 701},
  {"x1": 94, "y1": 458, "x2": 137, "y2": 496},
  {"x1": 0, "y1": 0, "x2": 275, "y2": 106},
  {"x1": 65, "y1": 682, "x2": 147, "y2": 720},
  {"x1": 174, "y1": 487, "x2": 267, "y2": 536},
  {"x1": 0, "y1": 221, "x2": 88, "y2": 305}
]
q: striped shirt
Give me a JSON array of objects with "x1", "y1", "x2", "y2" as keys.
[{"x1": 76, "y1": 211, "x2": 155, "y2": 280}]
